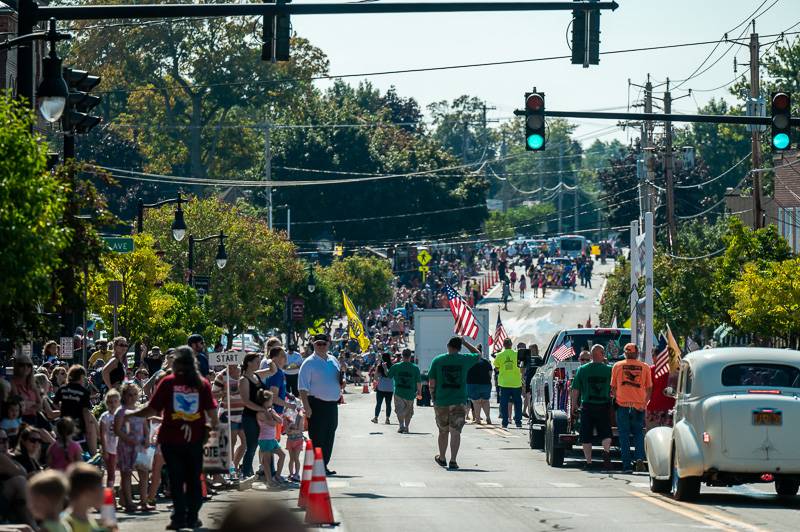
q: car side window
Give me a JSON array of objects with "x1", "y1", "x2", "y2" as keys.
[
  {"x1": 543, "y1": 334, "x2": 559, "y2": 363},
  {"x1": 684, "y1": 367, "x2": 693, "y2": 395}
]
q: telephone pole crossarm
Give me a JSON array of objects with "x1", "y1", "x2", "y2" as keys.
[{"x1": 513, "y1": 109, "x2": 799, "y2": 126}]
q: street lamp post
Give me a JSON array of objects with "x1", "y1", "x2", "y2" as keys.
[
  {"x1": 1, "y1": 17, "x2": 70, "y2": 122},
  {"x1": 187, "y1": 232, "x2": 228, "y2": 287},
  {"x1": 136, "y1": 193, "x2": 187, "y2": 241}
]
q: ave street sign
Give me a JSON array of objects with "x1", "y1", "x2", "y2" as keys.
[
  {"x1": 417, "y1": 249, "x2": 431, "y2": 265},
  {"x1": 103, "y1": 237, "x2": 134, "y2": 253}
]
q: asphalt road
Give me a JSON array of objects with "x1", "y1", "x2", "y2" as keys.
[{"x1": 123, "y1": 260, "x2": 800, "y2": 531}]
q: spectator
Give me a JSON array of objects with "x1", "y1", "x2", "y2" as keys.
[
  {"x1": 98, "y1": 390, "x2": 120, "y2": 489},
  {"x1": 46, "y1": 417, "x2": 82, "y2": 471},
  {"x1": 466, "y1": 352, "x2": 493, "y2": 425},
  {"x1": 0, "y1": 399, "x2": 22, "y2": 447},
  {"x1": 26, "y1": 469, "x2": 69, "y2": 532},
  {"x1": 611, "y1": 343, "x2": 652, "y2": 473},
  {"x1": 283, "y1": 406, "x2": 305, "y2": 482},
  {"x1": 0, "y1": 428, "x2": 35, "y2": 527},
  {"x1": 54, "y1": 365, "x2": 97, "y2": 455},
  {"x1": 188, "y1": 334, "x2": 209, "y2": 377},
  {"x1": 212, "y1": 364, "x2": 245, "y2": 476},
  {"x1": 115, "y1": 382, "x2": 150, "y2": 513},
  {"x1": 283, "y1": 345, "x2": 303, "y2": 396},
  {"x1": 64, "y1": 462, "x2": 105, "y2": 532},
  {"x1": 255, "y1": 389, "x2": 287, "y2": 485},
  {"x1": 102, "y1": 337, "x2": 129, "y2": 391},
  {"x1": 143, "y1": 346, "x2": 164, "y2": 375},
  {"x1": 239, "y1": 353, "x2": 273, "y2": 479},
  {"x1": 87, "y1": 339, "x2": 111, "y2": 368},
  {"x1": 13, "y1": 426, "x2": 45, "y2": 476},
  {"x1": 11, "y1": 353, "x2": 42, "y2": 426},
  {"x1": 127, "y1": 346, "x2": 218, "y2": 530},
  {"x1": 33, "y1": 374, "x2": 59, "y2": 424},
  {"x1": 42, "y1": 341, "x2": 60, "y2": 364},
  {"x1": 371, "y1": 353, "x2": 394, "y2": 425},
  {"x1": 50, "y1": 366, "x2": 67, "y2": 390},
  {"x1": 217, "y1": 499, "x2": 305, "y2": 532}
]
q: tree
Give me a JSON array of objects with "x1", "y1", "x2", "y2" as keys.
[
  {"x1": 0, "y1": 94, "x2": 70, "y2": 344},
  {"x1": 485, "y1": 204, "x2": 555, "y2": 240},
  {"x1": 143, "y1": 197, "x2": 303, "y2": 347},
  {"x1": 321, "y1": 256, "x2": 394, "y2": 314}
]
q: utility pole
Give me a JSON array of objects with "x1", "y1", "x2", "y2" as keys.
[
  {"x1": 749, "y1": 21, "x2": 763, "y2": 229},
  {"x1": 263, "y1": 122, "x2": 272, "y2": 231},
  {"x1": 664, "y1": 79, "x2": 676, "y2": 249},
  {"x1": 573, "y1": 165, "x2": 579, "y2": 233},
  {"x1": 643, "y1": 76, "x2": 653, "y2": 217},
  {"x1": 558, "y1": 144, "x2": 564, "y2": 233}
]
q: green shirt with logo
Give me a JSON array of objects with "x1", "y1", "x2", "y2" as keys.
[
  {"x1": 387, "y1": 361, "x2": 422, "y2": 401},
  {"x1": 571, "y1": 362, "x2": 612, "y2": 404},
  {"x1": 428, "y1": 352, "x2": 481, "y2": 406}
]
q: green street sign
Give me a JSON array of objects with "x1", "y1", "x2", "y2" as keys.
[{"x1": 104, "y1": 237, "x2": 134, "y2": 253}]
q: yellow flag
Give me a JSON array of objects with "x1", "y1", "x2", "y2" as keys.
[
  {"x1": 666, "y1": 325, "x2": 682, "y2": 372},
  {"x1": 622, "y1": 316, "x2": 632, "y2": 328},
  {"x1": 342, "y1": 290, "x2": 371, "y2": 352}
]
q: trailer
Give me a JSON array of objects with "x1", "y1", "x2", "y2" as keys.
[{"x1": 413, "y1": 307, "x2": 491, "y2": 374}]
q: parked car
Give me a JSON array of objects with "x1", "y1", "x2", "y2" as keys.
[
  {"x1": 645, "y1": 348, "x2": 800, "y2": 500},
  {"x1": 529, "y1": 327, "x2": 631, "y2": 466}
]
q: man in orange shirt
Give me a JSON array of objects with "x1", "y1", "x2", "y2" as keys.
[{"x1": 611, "y1": 343, "x2": 652, "y2": 473}]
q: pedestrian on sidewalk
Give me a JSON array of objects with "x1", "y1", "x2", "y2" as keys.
[
  {"x1": 611, "y1": 343, "x2": 652, "y2": 473},
  {"x1": 372, "y1": 353, "x2": 394, "y2": 424},
  {"x1": 299, "y1": 333, "x2": 342, "y2": 476},
  {"x1": 570, "y1": 344, "x2": 612, "y2": 470},
  {"x1": 126, "y1": 346, "x2": 218, "y2": 530},
  {"x1": 428, "y1": 336, "x2": 481, "y2": 470},
  {"x1": 188, "y1": 334, "x2": 209, "y2": 378},
  {"x1": 519, "y1": 274, "x2": 527, "y2": 299},
  {"x1": 466, "y1": 351, "x2": 493, "y2": 425},
  {"x1": 493, "y1": 339, "x2": 523, "y2": 428},
  {"x1": 386, "y1": 349, "x2": 422, "y2": 433},
  {"x1": 239, "y1": 353, "x2": 274, "y2": 479},
  {"x1": 501, "y1": 280, "x2": 511, "y2": 311}
]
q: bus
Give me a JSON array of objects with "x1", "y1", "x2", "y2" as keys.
[{"x1": 554, "y1": 235, "x2": 589, "y2": 258}]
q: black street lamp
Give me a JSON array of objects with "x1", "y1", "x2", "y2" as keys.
[
  {"x1": 136, "y1": 193, "x2": 187, "y2": 241},
  {"x1": 187, "y1": 232, "x2": 228, "y2": 287},
  {"x1": 1, "y1": 18, "x2": 70, "y2": 122}
]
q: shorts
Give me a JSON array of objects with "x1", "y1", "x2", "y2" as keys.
[
  {"x1": 286, "y1": 437, "x2": 305, "y2": 452},
  {"x1": 434, "y1": 404, "x2": 468, "y2": 433},
  {"x1": 258, "y1": 439, "x2": 281, "y2": 452},
  {"x1": 230, "y1": 421, "x2": 242, "y2": 431},
  {"x1": 467, "y1": 383, "x2": 491, "y2": 401},
  {"x1": 579, "y1": 403, "x2": 613, "y2": 443},
  {"x1": 394, "y1": 396, "x2": 415, "y2": 419}
]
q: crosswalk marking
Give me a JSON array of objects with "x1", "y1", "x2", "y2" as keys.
[
  {"x1": 400, "y1": 482, "x2": 426, "y2": 488},
  {"x1": 476, "y1": 482, "x2": 503, "y2": 488},
  {"x1": 549, "y1": 482, "x2": 581, "y2": 488}
]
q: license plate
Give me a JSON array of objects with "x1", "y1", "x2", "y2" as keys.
[{"x1": 752, "y1": 410, "x2": 782, "y2": 426}]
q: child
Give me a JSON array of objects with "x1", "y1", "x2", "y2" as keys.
[
  {"x1": 255, "y1": 389, "x2": 286, "y2": 485},
  {"x1": 115, "y1": 382, "x2": 151, "y2": 512},
  {"x1": 98, "y1": 389, "x2": 120, "y2": 488},
  {"x1": 283, "y1": 406, "x2": 305, "y2": 482},
  {"x1": 26, "y1": 469, "x2": 70, "y2": 532},
  {"x1": 64, "y1": 462, "x2": 105, "y2": 532},
  {"x1": 0, "y1": 399, "x2": 22, "y2": 447},
  {"x1": 47, "y1": 417, "x2": 83, "y2": 471}
]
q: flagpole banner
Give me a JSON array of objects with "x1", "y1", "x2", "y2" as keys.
[
  {"x1": 492, "y1": 315, "x2": 509, "y2": 354},
  {"x1": 666, "y1": 325, "x2": 682, "y2": 373},
  {"x1": 629, "y1": 220, "x2": 640, "y2": 347},
  {"x1": 636, "y1": 297, "x2": 647, "y2": 356},
  {"x1": 342, "y1": 290, "x2": 371, "y2": 352},
  {"x1": 444, "y1": 285, "x2": 479, "y2": 339}
]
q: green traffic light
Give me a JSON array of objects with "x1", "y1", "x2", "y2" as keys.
[
  {"x1": 773, "y1": 132, "x2": 790, "y2": 150},
  {"x1": 527, "y1": 134, "x2": 544, "y2": 150}
]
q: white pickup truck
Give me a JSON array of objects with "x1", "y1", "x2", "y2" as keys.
[{"x1": 529, "y1": 327, "x2": 632, "y2": 467}]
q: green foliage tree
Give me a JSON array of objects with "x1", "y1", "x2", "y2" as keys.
[
  {"x1": 0, "y1": 94, "x2": 70, "y2": 344},
  {"x1": 143, "y1": 197, "x2": 303, "y2": 346},
  {"x1": 484, "y1": 203, "x2": 555, "y2": 240},
  {"x1": 321, "y1": 256, "x2": 394, "y2": 314}
]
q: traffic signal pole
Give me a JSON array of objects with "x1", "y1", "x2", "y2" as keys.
[{"x1": 664, "y1": 83, "x2": 676, "y2": 248}]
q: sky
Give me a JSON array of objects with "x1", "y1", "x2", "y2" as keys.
[{"x1": 292, "y1": 0, "x2": 798, "y2": 145}]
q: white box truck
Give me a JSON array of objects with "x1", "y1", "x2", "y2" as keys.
[{"x1": 413, "y1": 307, "x2": 491, "y2": 373}]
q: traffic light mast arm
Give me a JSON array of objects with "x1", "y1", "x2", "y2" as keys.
[
  {"x1": 513, "y1": 108, "x2": 799, "y2": 126},
  {"x1": 35, "y1": 1, "x2": 618, "y2": 21}
]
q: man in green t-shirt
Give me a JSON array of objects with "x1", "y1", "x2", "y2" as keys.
[
  {"x1": 428, "y1": 336, "x2": 480, "y2": 470},
  {"x1": 387, "y1": 349, "x2": 422, "y2": 434},
  {"x1": 493, "y1": 338, "x2": 523, "y2": 428},
  {"x1": 570, "y1": 344, "x2": 612, "y2": 469}
]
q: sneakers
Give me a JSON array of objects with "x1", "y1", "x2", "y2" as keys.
[
  {"x1": 515, "y1": 423, "x2": 523, "y2": 428},
  {"x1": 371, "y1": 417, "x2": 378, "y2": 423},
  {"x1": 397, "y1": 427, "x2": 404, "y2": 433},
  {"x1": 385, "y1": 417, "x2": 391, "y2": 424}
]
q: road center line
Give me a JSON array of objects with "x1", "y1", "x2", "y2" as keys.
[{"x1": 627, "y1": 491, "x2": 758, "y2": 532}]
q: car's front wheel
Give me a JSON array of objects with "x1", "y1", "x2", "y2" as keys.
[
  {"x1": 775, "y1": 479, "x2": 800, "y2": 497},
  {"x1": 671, "y1": 460, "x2": 700, "y2": 501}
]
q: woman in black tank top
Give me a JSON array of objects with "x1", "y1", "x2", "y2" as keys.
[
  {"x1": 238, "y1": 353, "x2": 276, "y2": 477},
  {"x1": 103, "y1": 338, "x2": 129, "y2": 390}
]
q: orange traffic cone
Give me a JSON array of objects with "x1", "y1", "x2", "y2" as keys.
[
  {"x1": 305, "y1": 448, "x2": 336, "y2": 525},
  {"x1": 298, "y1": 440, "x2": 315, "y2": 508},
  {"x1": 362, "y1": 381, "x2": 370, "y2": 393},
  {"x1": 201, "y1": 473, "x2": 208, "y2": 498},
  {"x1": 100, "y1": 487, "x2": 116, "y2": 528}
]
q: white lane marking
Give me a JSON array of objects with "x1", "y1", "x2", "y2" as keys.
[
  {"x1": 519, "y1": 505, "x2": 590, "y2": 518},
  {"x1": 549, "y1": 482, "x2": 581, "y2": 488},
  {"x1": 630, "y1": 482, "x2": 650, "y2": 488},
  {"x1": 328, "y1": 481, "x2": 350, "y2": 489},
  {"x1": 475, "y1": 482, "x2": 503, "y2": 488},
  {"x1": 400, "y1": 482, "x2": 426, "y2": 488}
]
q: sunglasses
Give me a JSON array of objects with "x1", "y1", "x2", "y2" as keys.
[{"x1": 27, "y1": 438, "x2": 43, "y2": 444}]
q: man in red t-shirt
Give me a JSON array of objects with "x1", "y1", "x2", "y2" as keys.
[{"x1": 127, "y1": 347, "x2": 217, "y2": 530}]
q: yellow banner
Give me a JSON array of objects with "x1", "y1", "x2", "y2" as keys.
[
  {"x1": 342, "y1": 290, "x2": 371, "y2": 352},
  {"x1": 666, "y1": 325, "x2": 682, "y2": 372}
]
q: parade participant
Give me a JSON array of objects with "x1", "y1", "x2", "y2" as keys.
[
  {"x1": 522, "y1": 344, "x2": 540, "y2": 418},
  {"x1": 10, "y1": 353, "x2": 41, "y2": 426},
  {"x1": 466, "y1": 351, "x2": 493, "y2": 425},
  {"x1": 371, "y1": 353, "x2": 394, "y2": 425},
  {"x1": 494, "y1": 338, "x2": 523, "y2": 428},
  {"x1": 611, "y1": 343, "x2": 652, "y2": 473},
  {"x1": 101, "y1": 337, "x2": 128, "y2": 391},
  {"x1": 386, "y1": 349, "x2": 422, "y2": 433},
  {"x1": 570, "y1": 344, "x2": 612, "y2": 470},
  {"x1": 519, "y1": 274, "x2": 527, "y2": 299},
  {"x1": 188, "y1": 334, "x2": 209, "y2": 377},
  {"x1": 126, "y1": 346, "x2": 218, "y2": 530},
  {"x1": 501, "y1": 280, "x2": 511, "y2": 311},
  {"x1": 298, "y1": 333, "x2": 342, "y2": 475},
  {"x1": 428, "y1": 336, "x2": 481, "y2": 470}
]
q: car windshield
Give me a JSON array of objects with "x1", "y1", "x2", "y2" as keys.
[
  {"x1": 556, "y1": 331, "x2": 631, "y2": 362},
  {"x1": 561, "y1": 239, "x2": 583, "y2": 251},
  {"x1": 721, "y1": 363, "x2": 800, "y2": 388}
]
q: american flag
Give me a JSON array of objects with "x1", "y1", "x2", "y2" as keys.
[
  {"x1": 552, "y1": 340, "x2": 575, "y2": 362},
  {"x1": 444, "y1": 284, "x2": 479, "y2": 340},
  {"x1": 492, "y1": 315, "x2": 509, "y2": 354},
  {"x1": 653, "y1": 333, "x2": 669, "y2": 378}
]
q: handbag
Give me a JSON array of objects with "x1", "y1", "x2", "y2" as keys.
[{"x1": 135, "y1": 445, "x2": 155, "y2": 471}]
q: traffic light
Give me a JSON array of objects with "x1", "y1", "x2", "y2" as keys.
[
  {"x1": 524, "y1": 91, "x2": 545, "y2": 151},
  {"x1": 262, "y1": 0, "x2": 291, "y2": 62},
  {"x1": 62, "y1": 68, "x2": 102, "y2": 134},
  {"x1": 571, "y1": 0, "x2": 601, "y2": 67},
  {"x1": 771, "y1": 91, "x2": 791, "y2": 151}
]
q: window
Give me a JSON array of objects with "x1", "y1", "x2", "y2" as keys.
[
  {"x1": 684, "y1": 367, "x2": 693, "y2": 395},
  {"x1": 560, "y1": 239, "x2": 584, "y2": 252},
  {"x1": 721, "y1": 363, "x2": 800, "y2": 388}
]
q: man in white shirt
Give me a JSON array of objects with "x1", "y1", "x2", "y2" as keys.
[{"x1": 283, "y1": 344, "x2": 304, "y2": 396}]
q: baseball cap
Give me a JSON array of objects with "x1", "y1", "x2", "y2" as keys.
[{"x1": 312, "y1": 333, "x2": 330, "y2": 343}]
